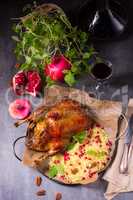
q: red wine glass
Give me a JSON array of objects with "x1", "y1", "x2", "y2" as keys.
[{"x1": 90, "y1": 61, "x2": 113, "y2": 98}]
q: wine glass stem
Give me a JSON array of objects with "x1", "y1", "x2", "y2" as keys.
[{"x1": 95, "y1": 81, "x2": 102, "y2": 98}]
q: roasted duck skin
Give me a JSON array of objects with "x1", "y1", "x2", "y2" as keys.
[{"x1": 16, "y1": 99, "x2": 93, "y2": 154}]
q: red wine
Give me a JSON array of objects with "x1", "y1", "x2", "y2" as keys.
[{"x1": 91, "y1": 63, "x2": 112, "y2": 80}]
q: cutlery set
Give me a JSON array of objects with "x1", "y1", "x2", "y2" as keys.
[{"x1": 119, "y1": 113, "x2": 133, "y2": 174}]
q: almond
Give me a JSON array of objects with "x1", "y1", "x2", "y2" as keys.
[
  {"x1": 36, "y1": 189, "x2": 46, "y2": 196},
  {"x1": 35, "y1": 176, "x2": 42, "y2": 186},
  {"x1": 55, "y1": 192, "x2": 62, "y2": 200}
]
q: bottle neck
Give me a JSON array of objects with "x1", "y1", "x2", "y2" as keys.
[{"x1": 97, "y1": 0, "x2": 109, "y2": 10}]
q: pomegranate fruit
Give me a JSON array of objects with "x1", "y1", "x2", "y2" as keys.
[
  {"x1": 45, "y1": 55, "x2": 71, "y2": 81},
  {"x1": 12, "y1": 71, "x2": 27, "y2": 95},
  {"x1": 9, "y1": 99, "x2": 31, "y2": 119},
  {"x1": 12, "y1": 70, "x2": 42, "y2": 96},
  {"x1": 26, "y1": 71, "x2": 42, "y2": 96}
]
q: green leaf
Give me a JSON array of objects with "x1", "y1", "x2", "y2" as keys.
[
  {"x1": 23, "y1": 18, "x2": 33, "y2": 29},
  {"x1": 65, "y1": 48, "x2": 77, "y2": 58},
  {"x1": 24, "y1": 33, "x2": 35, "y2": 47},
  {"x1": 79, "y1": 31, "x2": 88, "y2": 43},
  {"x1": 13, "y1": 24, "x2": 22, "y2": 33},
  {"x1": 53, "y1": 23, "x2": 63, "y2": 35},
  {"x1": 25, "y1": 56, "x2": 32, "y2": 64},
  {"x1": 46, "y1": 76, "x2": 56, "y2": 86},
  {"x1": 66, "y1": 143, "x2": 75, "y2": 151},
  {"x1": 34, "y1": 23, "x2": 46, "y2": 35},
  {"x1": 83, "y1": 52, "x2": 91, "y2": 59},
  {"x1": 12, "y1": 35, "x2": 20, "y2": 42},
  {"x1": 14, "y1": 42, "x2": 23, "y2": 57},
  {"x1": 81, "y1": 60, "x2": 92, "y2": 73},
  {"x1": 48, "y1": 165, "x2": 58, "y2": 178},
  {"x1": 33, "y1": 53, "x2": 44, "y2": 60},
  {"x1": 73, "y1": 131, "x2": 87, "y2": 144},
  {"x1": 71, "y1": 61, "x2": 81, "y2": 74},
  {"x1": 41, "y1": 37, "x2": 49, "y2": 47},
  {"x1": 20, "y1": 63, "x2": 29, "y2": 70},
  {"x1": 64, "y1": 71, "x2": 76, "y2": 86}
]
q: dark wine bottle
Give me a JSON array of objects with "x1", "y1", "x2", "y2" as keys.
[{"x1": 89, "y1": 0, "x2": 127, "y2": 40}]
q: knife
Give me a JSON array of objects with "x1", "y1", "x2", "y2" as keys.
[
  {"x1": 108, "y1": 98, "x2": 129, "y2": 171},
  {"x1": 119, "y1": 113, "x2": 133, "y2": 174},
  {"x1": 117, "y1": 96, "x2": 129, "y2": 140},
  {"x1": 127, "y1": 126, "x2": 133, "y2": 165}
]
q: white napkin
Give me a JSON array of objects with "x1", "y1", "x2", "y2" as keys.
[{"x1": 103, "y1": 99, "x2": 133, "y2": 200}]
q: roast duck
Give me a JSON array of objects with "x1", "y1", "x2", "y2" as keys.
[{"x1": 15, "y1": 99, "x2": 93, "y2": 156}]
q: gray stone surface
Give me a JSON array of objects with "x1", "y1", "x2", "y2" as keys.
[{"x1": 0, "y1": 1, "x2": 133, "y2": 200}]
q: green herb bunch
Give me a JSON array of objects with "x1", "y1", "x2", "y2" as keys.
[{"x1": 12, "y1": 5, "x2": 95, "y2": 86}]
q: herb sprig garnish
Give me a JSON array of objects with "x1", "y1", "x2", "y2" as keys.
[
  {"x1": 66, "y1": 131, "x2": 87, "y2": 151},
  {"x1": 12, "y1": 5, "x2": 96, "y2": 86}
]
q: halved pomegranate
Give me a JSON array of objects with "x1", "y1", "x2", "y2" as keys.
[
  {"x1": 9, "y1": 99, "x2": 31, "y2": 119},
  {"x1": 26, "y1": 71, "x2": 42, "y2": 96},
  {"x1": 12, "y1": 71, "x2": 27, "y2": 95},
  {"x1": 12, "y1": 70, "x2": 42, "y2": 96}
]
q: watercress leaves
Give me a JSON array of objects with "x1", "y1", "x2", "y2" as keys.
[
  {"x1": 83, "y1": 52, "x2": 91, "y2": 60},
  {"x1": 12, "y1": 6, "x2": 96, "y2": 87},
  {"x1": 64, "y1": 71, "x2": 76, "y2": 87}
]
